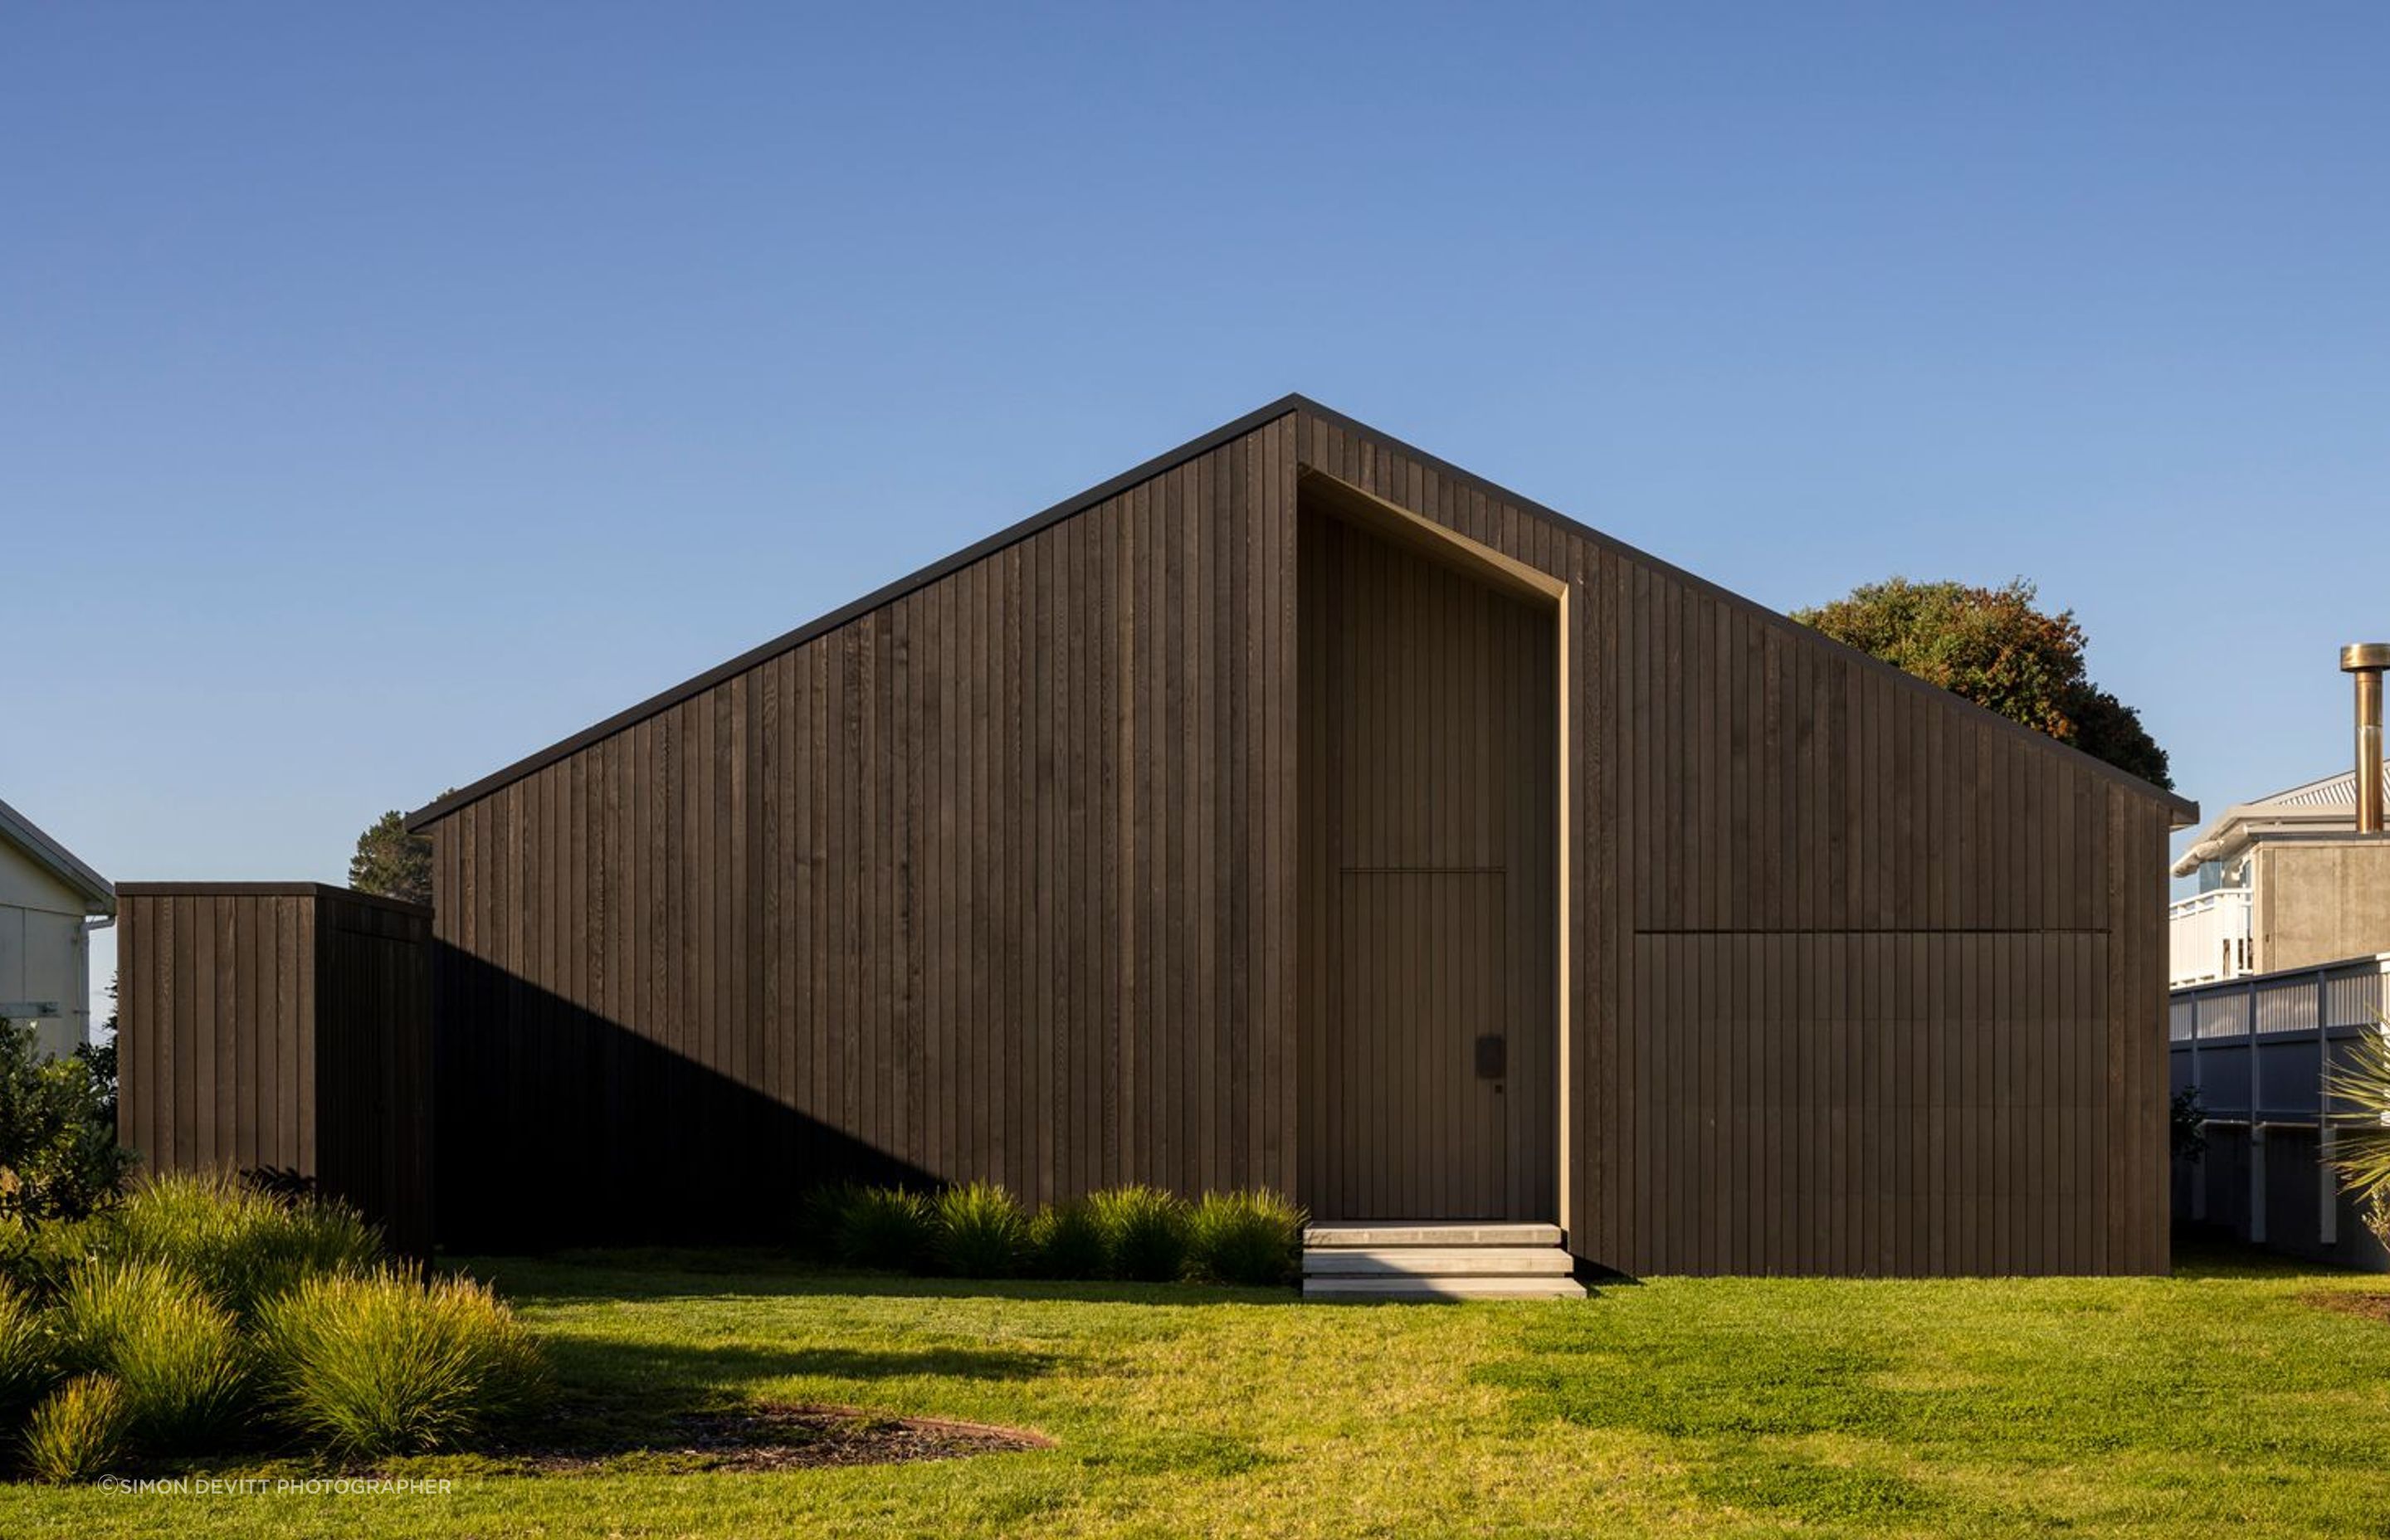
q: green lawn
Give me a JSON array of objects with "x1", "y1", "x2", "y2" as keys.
[{"x1": 6, "y1": 1246, "x2": 2389, "y2": 1538}]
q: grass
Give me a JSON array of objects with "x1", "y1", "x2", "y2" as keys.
[
  {"x1": 1183, "y1": 1191, "x2": 1304, "y2": 1286},
  {"x1": 929, "y1": 1183, "x2": 1030, "y2": 1279},
  {"x1": 21, "y1": 1374, "x2": 129, "y2": 1485},
  {"x1": 3, "y1": 1244, "x2": 2389, "y2": 1535},
  {"x1": 0, "y1": 1281, "x2": 56, "y2": 1420},
  {"x1": 1086, "y1": 1185, "x2": 1189, "y2": 1281},
  {"x1": 102, "y1": 1172, "x2": 383, "y2": 1318},
  {"x1": 254, "y1": 1269, "x2": 546, "y2": 1457},
  {"x1": 51, "y1": 1260, "x2": 247, "y2": 1450}
]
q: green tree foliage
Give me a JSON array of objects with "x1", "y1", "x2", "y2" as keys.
[
  {"x1": 1792, "y1": 578, "x2": 2172, "y2": 788},
  {"x1": 349, "y1": 809, "x2": 434, "y2": 905},
  {"x1": 0, "y1": 1017, "x2": 131, "y2": 1221}
]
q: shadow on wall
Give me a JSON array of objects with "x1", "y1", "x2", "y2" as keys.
[{"x1": 435, "y1": 943, "x2": 937, "y2": 1253}]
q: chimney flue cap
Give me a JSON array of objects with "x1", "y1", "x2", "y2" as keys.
[{"x1": 2344, "y1": 644, "x2": 2390, "y2": 672}]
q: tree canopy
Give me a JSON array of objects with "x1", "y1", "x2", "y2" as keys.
[
  {"x1": 349, "y1": 808, "x2": 435, "y2": 906},
  {"x1": 1792, "y1": 578, "x2": 2172, "y2": 789}
]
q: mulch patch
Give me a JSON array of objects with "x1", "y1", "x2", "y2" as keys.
[
  {"x1": 2299, "y1": 1289, "x2": 2390, "y2": 1323},
  {"x1": 495, "y1": 1402, "x2": 1054, "y2": 1475}
]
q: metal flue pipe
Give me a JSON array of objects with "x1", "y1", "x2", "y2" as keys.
[{"x1": 2342, "y1": 643, "x2": 2390, "y2": 834}]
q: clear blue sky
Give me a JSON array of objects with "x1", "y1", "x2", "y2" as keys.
[{"x1": 6, "y1": 4, "x2": 2384, "y2": 997}]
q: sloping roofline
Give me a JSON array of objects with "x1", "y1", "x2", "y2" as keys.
[
  {"x1": 0, "y1": 797, "x2": 115, "y2": 913},
  {"x1": 409, "y1": 394, "x2": 2197, "y2": 831}
]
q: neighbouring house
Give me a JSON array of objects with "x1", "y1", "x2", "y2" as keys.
[
  {"x1": 2169, "y1": 772, "x2": 2390, "y2": 987},
  {"x1": 2168, "y1": 646, "x2": 2390, "y2": 1270},
  {"x1": 118, "y1": 397, "x2": 2197, "y2": 1277},
  {"x1": 0, "y1": 797, "x2": 115, "y2": 1059}
]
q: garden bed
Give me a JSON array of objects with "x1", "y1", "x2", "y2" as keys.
[{"x1": 490, "y1": 1402, "x2": 1051, "y2": 1475}]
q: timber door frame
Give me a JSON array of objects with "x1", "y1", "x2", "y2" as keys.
[{"x1": 1297, "y1": 469, "x2": 1571, "y2": 1225}]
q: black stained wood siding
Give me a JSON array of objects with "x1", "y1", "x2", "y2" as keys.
[
  {"x1": 1291, "y1": 407, "x2": 2177, "y2": 1275},
  {"x1": 414, "y1": 397, "x2": 2180, "y2": 1274},
  {"x1": 116, "y1": 884, "x2": 433, "y2": 1255},
  {"x1": 425, "y1": 420, "x2": 1300, "y2": 1247},
  {"x1": 1299, "y1": 509, "x2": 1558, "y2": 1222}
]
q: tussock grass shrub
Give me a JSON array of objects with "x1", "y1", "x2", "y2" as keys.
[
  {"x1": 22, "y1": 1373, "x2": 128, "y2": 1484},
  {"x1": 54, "y1": 1259, "x2": 246, "y2": 1450},
  {"x1": 256, "y1": 1269, "x2": 544, "y2": 1458},
  {"x1": 1027, "y1": 1198, "x2": 1109, "y2": 1279},
  {"x1": 1088, "y1": 1186, "x2": 1190, "y2": 1282},
  {"x1": 1185, "y1": 1191, "x2": 1305, "y2": 1286},
  {"x1": 932, "y1": 1182, "x2": 1028, "y2": 1278},
  {"x1": 0, "y1": 1281, "x2": 54, "y2": 1421},
  {"x1": 809, "y1": 1180, "x2": 1305, "y2": 1286},
  {"x1": 835, "y1": 1187, "x2": 934, "y2": 1273},
  {"x1": 798, "y1": 1182, "x2": 864, "y2": 1260},
  {"x1": 106, "y1": 1172, "x2": 382, "y2": 1317}
]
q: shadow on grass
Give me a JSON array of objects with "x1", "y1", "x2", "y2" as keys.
[
  {"x1": 2169, "y1": 1234, "x2": 2377, "y2": 1280},
  {"x1": 456, "y1": 1248, "x2": 1302, "y2": 1307},
  {"x1": 541, "y1": 1334, "x2": 1065, "y2": 1391}
]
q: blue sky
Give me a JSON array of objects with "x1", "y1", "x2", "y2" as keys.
[{"x1": 4, "y1": 4, "x2": 2384, "y2": 995}]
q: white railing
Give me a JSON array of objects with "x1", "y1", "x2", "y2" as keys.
[{"x1": 2170, "y1": 887, "x2": 2254, "y2": 988}]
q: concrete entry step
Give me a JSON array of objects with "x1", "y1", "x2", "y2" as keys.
[
  {"x1": 1302, "y1": 1245, "x2": 1576, "y2": 1277},
  {"x1": 1302, "y1": 1274, "x2": 1588, "y2": 1300},
  {"x1": 1299, "y1": 1220, "x2": 1585, "y2": 1301},
  {"x1": 1303, "y1": 1222, "x2": 1563, "y2": 1249}
]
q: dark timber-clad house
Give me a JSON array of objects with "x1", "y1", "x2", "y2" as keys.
[{"x1": 401, "y1": 396, "x2": 2195, "y2": 1275}]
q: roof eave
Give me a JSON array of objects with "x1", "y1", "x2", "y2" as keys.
[{"x1": 0, "y1": 797, "x2": 115, "y2": 913}]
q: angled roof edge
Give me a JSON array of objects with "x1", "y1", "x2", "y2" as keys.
[
  {"x1": 411, "y1": 392, "x2": 2196, "y2": 831},
  {"x1": 407, "y1": 394, "x2": 1309, "y2": 830},
  {"x1": 0, "y1": 797, "x2": 115, "y2": 912},
  {"x1": 1290, "y1": 397, "x2": 2199, "y2": 826},
  {"x1": 115, "y1": 881, "x2": 432, "y2": 918}
]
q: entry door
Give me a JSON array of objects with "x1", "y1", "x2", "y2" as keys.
[
  {"x1": 1334, "y1": 871, "x2": 1509, "y2": 1218},
  {"x1": 1299, "y1": 504, "x2": 1558, "y2": 1223}
]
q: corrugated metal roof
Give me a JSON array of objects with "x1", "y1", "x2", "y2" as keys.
[{"x1": 2251, "y1": 765, "x2": 2390, "y2": 809}]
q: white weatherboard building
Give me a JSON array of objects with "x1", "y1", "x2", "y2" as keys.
[{"x1": 0, "y1": 797, "x2": 115, "y2": 1058}]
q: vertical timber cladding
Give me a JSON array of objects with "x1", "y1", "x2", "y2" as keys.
[
  {"x1": 1297, "y1": 500, "x2": 1559, "y2": 1222},
  {"x1": 115, "y1": 884, "x2": 433, "y2": 1255},
  {"x1": 421, "y1": 417, "x2": 1305, "y2": 1247},
  {"x1": 412, "y1": 395, "x2": 2185, "y2": 1270},
  {"x1": 118, "y1": 886, "x2": 317, "y2": 1182},
  {"x1": 1291, "y1": 403, "x2": 2182, "y2": 1276}
]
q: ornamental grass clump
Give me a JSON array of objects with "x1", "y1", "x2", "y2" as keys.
[
  {"x1": 1184, "y1": 1190, "x2": 1305, "y2": 1286},
  {"x1": 21, "y1": 1373, "x2": 129, "y2": 1484},
  {"x1": 1027, "y1": 1197, "x2": 1109, "y2": 1279},
  {"x1": 932, "y1": 1182, "x2": 1029, "y2": 1278},
  {"x1": 255, "y1": 1269, "x2": 545, "y2": 1459},
  {"x1": 105, "y1": 1171, "x2": 382, "y2": 1318},
  {"x1": 835, "y1": 1187, "x2": 935, "y2": 1273},
  {"x1": 0, "y1": 1281, "x2": 54, "y2": 1422},
  {"x1": 52, "y1": 1259, "x2": 246, "y2": 1450},
  {"x1": 1087, "y1": 1186, "x2": 1190, "y2": 1282}
]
